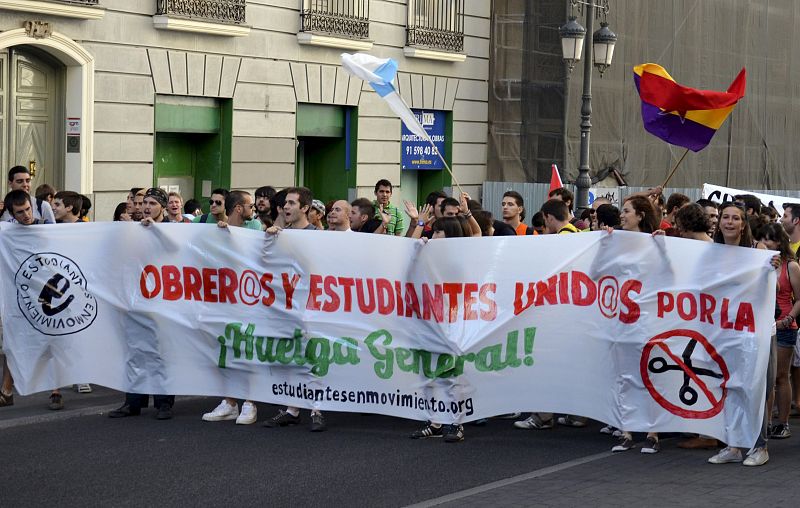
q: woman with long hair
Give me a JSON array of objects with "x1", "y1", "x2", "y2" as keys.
[
  {"x1": 619, "y1": 195, "x2": 659, "y2": 234},
  {"x1": 410, "y1": 216, "x2": 466, "y2": 443},
  {"x1": 754, "y1": 223, "x2": 800, "y2": 440},
  {"x1": 610, "y1": 194, "x2": 662, "y2": 453},
  {"x1": 708, "y1": 202, "x2": 775, "y2": 467}
]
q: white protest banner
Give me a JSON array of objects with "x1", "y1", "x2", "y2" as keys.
[
  {"x1": 703, "y1": 183, "x2": 800, "y2": 211},
  {"x1": 0, "y1": 223, "x2": 775, "y2": 447}
]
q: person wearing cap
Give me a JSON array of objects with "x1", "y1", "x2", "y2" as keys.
[
  {"x1": 141, "y1": 187, "x2": 171, "y2": 225},
  {"x1": 109, "y1": 187, "x2": 175, "y2": 420},
  {"x1": 308, "y1": 199, "x2": 326, "y2": 230}
]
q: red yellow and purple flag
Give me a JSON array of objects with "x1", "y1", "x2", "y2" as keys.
[{"x1": 633, "y1": 63, "x2": 746, "y2": 152}]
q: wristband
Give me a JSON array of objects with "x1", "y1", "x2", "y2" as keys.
[
  {"x1": 464, "y1": 212, "x2": 472, "y2": 218},
  {"x1": 417, "y1": 220, "x2": 425, "y2": 227}
]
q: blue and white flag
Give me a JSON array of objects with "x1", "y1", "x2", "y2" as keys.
[{"x1": 341, "y1": 53, "x2": 430, "y2": 141}]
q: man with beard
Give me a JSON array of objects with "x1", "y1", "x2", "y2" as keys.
[
  {"x1": 110, "y1": 188, "x2": 175, "y2": 419},
  {"x1": 130, "y1": 188, "x2": 146, "y2": 222},
  {"x1": 141, "y1": 188, "x2": 171, "y2": 224},
  {"x1": 201, "y1": 190, "x2": 262, "y2": 425},
  {"x1": 254, "y1": 186, "x2": 276, "y2": 227},
  {"x1": 327, "y1": 200, "x2": 351, "y2": 231}
]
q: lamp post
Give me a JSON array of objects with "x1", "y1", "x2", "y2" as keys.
[{"x1": 559, "y1": 1, "x2": 616, "y2": 212}]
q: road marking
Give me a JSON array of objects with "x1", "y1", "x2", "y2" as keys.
[
  {"x1": 0, "y1": 403, "x2": 121, "y2": 430},
  {"x1": 0, "y1": 396, "x2": 204, "y2": 430},
  {"x1": 405, "y1": 451, "x2": 612, "y2": 507}
]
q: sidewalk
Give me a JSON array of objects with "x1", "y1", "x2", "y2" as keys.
[
  {"x1": 0, "y1": 352, "x2": 125, "y2": 427},
  {"x1": 413, "y1": 432, "x2": 800, "y2": 507}
]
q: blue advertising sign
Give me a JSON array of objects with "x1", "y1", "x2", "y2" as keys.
[{"x1": 401, "y1": 109, "x2": 446, "y2": 170}]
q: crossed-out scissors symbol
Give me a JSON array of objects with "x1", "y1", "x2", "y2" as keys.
[{"x1": 647, "y1": 339, "x2": 724, "y2": 406}]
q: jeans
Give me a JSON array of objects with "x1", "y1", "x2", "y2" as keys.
[{"x1": 755, "y1": 334, "x2": 777, "y2": 449}]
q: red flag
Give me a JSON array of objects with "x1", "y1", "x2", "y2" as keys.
[{"x1": 549, "y1": 164, "x2": 563, "y2": 195}]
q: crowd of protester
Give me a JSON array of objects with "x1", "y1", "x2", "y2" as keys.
[{"x1": 0, "y1": 163, "x2": 795, "y2": 466}]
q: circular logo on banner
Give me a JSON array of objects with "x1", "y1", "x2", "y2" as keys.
[
  {"x1": 640, "y1": 329, "x2": 730, "y2": 419},
  {"x1": 15, "y1": 253, "x2": 98, "y2": 336}
]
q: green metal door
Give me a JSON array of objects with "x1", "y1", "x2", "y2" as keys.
[{"x1": 296, "y1": 103, "x2": 357, "y2": 204}]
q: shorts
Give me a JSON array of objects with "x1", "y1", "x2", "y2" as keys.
[
  {"x1": 777, "y1": 328, "x2": 797, "y2": 348},
  {"x1": 793, "y1": 331, "x2": 800, "y2": 367}
]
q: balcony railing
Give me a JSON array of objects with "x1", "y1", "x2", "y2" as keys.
[
  {"x1": 54, "y1": 0, "x2": 100, "y2": 4},
  {"x1": 407, "y1": 0, "x2": 464, "y2": 53},
  {"x1": 300, "y1": 0, "x2": 370, "y2": 40},
  {"x1": 156, "y1": 0, "x2": 246, "y2": 25}
]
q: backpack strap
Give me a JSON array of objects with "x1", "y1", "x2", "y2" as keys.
[
  {"x1": 200, "y1": 213, "x2": 209, "y2": 223},
  {"x1": 35, "y1": 197, "x2": 43, "y2": 217}
]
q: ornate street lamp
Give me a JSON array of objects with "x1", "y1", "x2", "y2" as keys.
[
  {"x1": 558, "y1": 0, "x2": 615, "y2": 212},
  {"x1": 592, "y1": 21, "x2": 617, "y2": 76},
  {"x1": 559, "y1": 16, "x2": 586, "y2": 72}
]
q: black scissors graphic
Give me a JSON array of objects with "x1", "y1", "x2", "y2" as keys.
[{"x1": 648, "y1": 339, "x2": 724, "y2": 406}]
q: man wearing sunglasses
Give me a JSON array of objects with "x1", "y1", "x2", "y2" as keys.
[
  {"x1": 193, "y1": 188, "x2": 229, "y2": 224},
  {"x1": 218, "y1": 190, "x2": 262, "y2": 231},
  {"x1": 201, "y1": 190, "x2": 262, "y2": 425}
]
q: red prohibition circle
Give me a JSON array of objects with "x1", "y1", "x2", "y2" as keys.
[{"x1": 640, "y1": 329, "x2": 730, "y2": 419}]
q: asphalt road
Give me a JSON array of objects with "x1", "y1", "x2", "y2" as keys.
[{"x1": 3, "y1": 388, "x2": 800, "y2": 507}]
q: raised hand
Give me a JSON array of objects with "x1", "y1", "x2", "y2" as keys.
[{"x1": 403, "y1": 200, "x2": 418, "y2": 221}]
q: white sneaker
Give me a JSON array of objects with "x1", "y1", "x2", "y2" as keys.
[
  {"x1": 236, "y1": 401, "x2": 257, "y2": 425},
  {"x1": 743, "y1": 447, "x2": 769, "y2": 466},
  {"x1": 202, "y1": 400, "x2": 239, "y2": 421},
  {"x1": 77, "y1": 384, "x2": 92, "y2": 393},
  {"x1": 708, "y1": 446, "x2": 743, "y2": 464},
  {"x1": 513, "y1": 414, "x2": 554, "y2": 429}
]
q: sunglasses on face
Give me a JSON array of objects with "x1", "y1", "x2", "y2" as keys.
[
  {"x1": 255, "y1": 194, "x2": 269, "y2": 199},
  {"x1": 209, "y1": 199, "x2": 223, "y2": 206},
  {"x1": 720, "y1": 201, "x2": 744, "y2": 211}
]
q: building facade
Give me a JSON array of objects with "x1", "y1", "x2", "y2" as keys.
[
  {"x1": 489, "y1": 0, "x2": 800, "y2": 191},
  {"x1": 0, "y1": 0, "x2": 490, "y2": 219}
]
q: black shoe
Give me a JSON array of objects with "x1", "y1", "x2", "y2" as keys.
[
  {"x1": 0, "y1": 390, "x2": 13, "y2": 407},
  {"x1": 48, "y1": 393, "x2": 64, "y2": 411},
  {"x1": 410, "y1": 423, "x2": 444, "y2": 439},
  {"x1": 109, "y1": 404, "x2": 141, "y2": 418},
  {"x1": 155, "y1": 404, "x2": 173, "y2": 420},
  {"x1": 310, "y1": 412, "x2": 327, "y2": 432},
  {"x1": 444, "y1": 425, "x2": 465, "y2": 443},
  {"x1": 262, "y1": 409, "x2": 300, "y2": 428}
]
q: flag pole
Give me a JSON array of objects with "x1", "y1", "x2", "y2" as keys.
[
  {"x1": 660, "y1": 148, "x2": 691, "y2": 189},
  {"x1": 427, "y1": 139, "x2": 465, "y2": 197}
]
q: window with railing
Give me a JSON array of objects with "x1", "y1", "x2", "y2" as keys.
[
  {"x1": 407, "y1": 0, "x2": 464, "y2": 53},
  {"x1": 156, "y1": 0, "x2": 247, "y2": 25},
  {"x1": 300, "y1": 0, "x2": 370, "y2": 40}
]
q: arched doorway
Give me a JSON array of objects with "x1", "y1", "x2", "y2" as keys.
[
  {"x1": 0, "y1": 29, "x2": 94, "y2": 195},
  {"x1": 0, "y1": 45, "x2": 65, "y2": 193}
]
